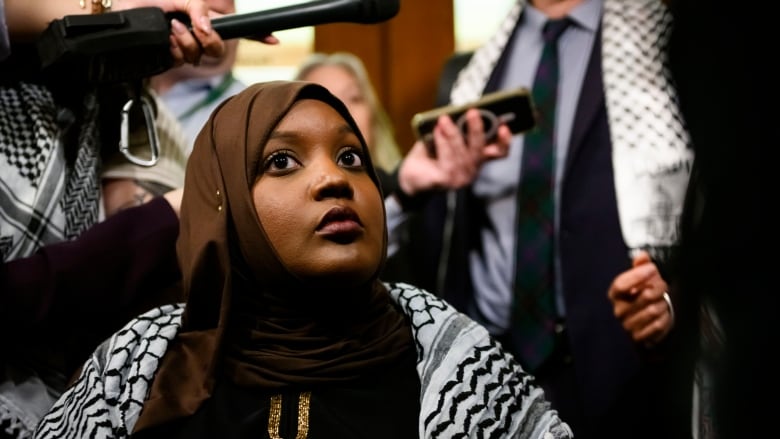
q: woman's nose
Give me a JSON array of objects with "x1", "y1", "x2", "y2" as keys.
[{"x1": 311, "y1": 164, "x2": 354, "y2": 201}]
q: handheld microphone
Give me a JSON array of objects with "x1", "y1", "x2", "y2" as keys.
[
  {"x1": 36, "y1": 0, "x2": 401, "y2": 84},
  {"x1": 209, "y1": 0, "x2": 400, "y2": 40}
]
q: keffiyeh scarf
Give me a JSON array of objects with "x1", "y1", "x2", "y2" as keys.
[
  {"x1": 0, "y1": 81, "x2": 103, "y2": 439},
  {"x1": 0, "y1": 81, "x2": 102, "y2": 262},
  {"x1": 450, "y1": 0, "x2": 693, "y2": 260},
  {"x1": 33, "y1": 284, "x2": 571, "y2": 439}
]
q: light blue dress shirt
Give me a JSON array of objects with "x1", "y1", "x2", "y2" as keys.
[{"x1": 470, "y1": 0, "x2": 602, "y2": 333}]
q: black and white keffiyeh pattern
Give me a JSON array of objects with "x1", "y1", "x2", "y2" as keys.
[
  {"x1": 33, "y1": 285, "x2": 571, "y2": 439},
  {"x1": 32, "y1": 303, "x2": 183, "y2": 439},
  {"x1": 600, "y1": 0, "x2": 692, "y2": 256},
  {"x1": 0, "y1": 81, "x2": 104, "y2": 439},
  {"x1": 389, "y1": 284, "x2": 570, "y2": 439},
  {"x1": 450, "y1": 0, "x2": 693, "y2": 260},
  {"x1": 0, "y1": 81, "x2": 102, "y2": 262}
]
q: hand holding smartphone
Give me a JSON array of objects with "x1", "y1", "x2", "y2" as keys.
[{"x1": 411, "y1": 87, "x2": 536, "y2": 155}]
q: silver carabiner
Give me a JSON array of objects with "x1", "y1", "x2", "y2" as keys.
[{"x1": 119, "y1": 94, "x2": 160, "y2": 167}]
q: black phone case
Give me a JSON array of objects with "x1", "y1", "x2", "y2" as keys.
[{"x1": 411, "y1": 87, "x2": 536, "y2": 148}]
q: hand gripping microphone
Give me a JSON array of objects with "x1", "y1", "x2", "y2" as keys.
[{"x1": 36, "y1": 0, "x2": 401, "y2": 84}]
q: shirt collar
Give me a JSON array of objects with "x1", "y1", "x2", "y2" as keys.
[{"x1": 523, "y1": 0, "x2": 602, "y2": 33}]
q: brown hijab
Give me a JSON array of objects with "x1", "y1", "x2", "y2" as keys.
[{"x1": 134, "y1": 81, "x2": 413, "y2": 431}]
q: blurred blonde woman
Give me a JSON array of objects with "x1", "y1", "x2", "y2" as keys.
[{"x1": 294, "y1": 52, "x2": 402, "y2": 175}]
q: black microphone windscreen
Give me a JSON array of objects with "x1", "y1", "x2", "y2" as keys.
[
  {"x1": 357, "y1": 0, "x2": 402, "y2": 23},
  {"x1": 211, "y1": 0, "x2": 400, "y2": 40}
]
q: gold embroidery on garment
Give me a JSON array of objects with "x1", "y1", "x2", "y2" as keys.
[
  {"x1": 267, "y1": 392, "x2": 312, "y2": 439},
  {"x1": 297, "y1": 392, "x2": 311, "y2": 438}
]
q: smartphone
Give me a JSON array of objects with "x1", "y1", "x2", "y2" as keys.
[{"x1": 411, "y1": 87, "x2": 536, "y2": 155}]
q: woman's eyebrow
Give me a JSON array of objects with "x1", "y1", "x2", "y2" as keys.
[
  {"x1": 269, "y1": 124, "x2": 356, "y2": 139},
  {"x1": 338, "y1": 124, "x2": 356, "y2": 135},
  {"x1": 268, "y1": 130, "x2": 298, "y2": 141}
]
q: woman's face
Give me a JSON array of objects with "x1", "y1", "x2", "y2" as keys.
[
  {"x1": 252, "y1": 98, "x2": 384, "y2": 284},
  {"x1": 300, "y1": 65, "x2": 374, "y2": 148}
]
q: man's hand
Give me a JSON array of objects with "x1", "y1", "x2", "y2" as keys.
[
  {"x1": 397, "y1": 108, "x2": 511, "y2": 196},
  {"x1": 608, "y1": 250, "x2": 674, "y2": 346}
]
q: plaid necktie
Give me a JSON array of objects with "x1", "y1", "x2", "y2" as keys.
[{"x1": 512, "y1": 18, "x2": 570, "y2": 372}]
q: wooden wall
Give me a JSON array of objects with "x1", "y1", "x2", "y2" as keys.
[{"x1": 314, "y1": 0, "x2": 455, "y2": 153}]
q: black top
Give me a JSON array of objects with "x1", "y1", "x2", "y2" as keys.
[{"x1": 133, "y1": 347, "x2": 421, "y2": 439}]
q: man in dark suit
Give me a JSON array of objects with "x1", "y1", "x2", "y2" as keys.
[{"x1": 384, "y1": 1, "x2": 695, "y2": 437}]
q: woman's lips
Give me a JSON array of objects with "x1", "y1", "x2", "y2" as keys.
[{"x1": 316, "y1": 206, "x2": 363, "y2": 242}]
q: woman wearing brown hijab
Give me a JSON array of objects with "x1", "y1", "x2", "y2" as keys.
[{"x1": 33, "y1": 81, "x2": 572, "y2": 439}]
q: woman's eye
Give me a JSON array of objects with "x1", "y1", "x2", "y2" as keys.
[
  {"x1": 338, "y1": 148, "x2": 364, "y2": 168},
  {"x1": 264, "y1": 151, "x2": 300, "y2": 172}
]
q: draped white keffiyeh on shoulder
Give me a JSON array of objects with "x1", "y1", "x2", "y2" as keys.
[
  {"x1": 33, "y1": 284, "x2": 572, "y2": 439},
  {"x1": 0, "y1": 82, "x2": 102, "y2": 262},
  {"x1": 451, "y1": 0, "x2": 693, "y2": 260}
]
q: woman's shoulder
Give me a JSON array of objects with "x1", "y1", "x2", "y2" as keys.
[
  {"x1": 93, "y1": 304, "x2": 184, "y2": 370},
  {"x1": 383, "y1": 281, "x2": 451, "y2": 311},
  {"x1": 33, "y1": 304, "x2": 184, "y2": 439},
  {"x1": 382, "y1": 283, "x2": 573, "y2": 438},
  {"x1": 383, "y1": 281, "x2": 480, "y2": 338},
  {"x1": 383, "y1": 281, "x2": 494, "y2": 368}
]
